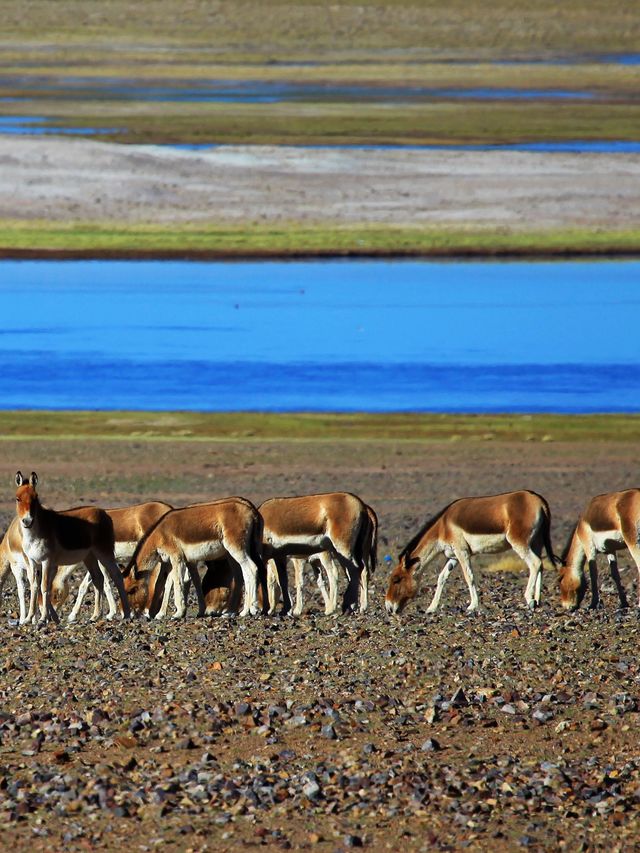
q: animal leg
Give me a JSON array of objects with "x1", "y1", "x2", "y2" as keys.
[
  {"x1": 622, "y1": 542, "x2": 640, "y2": 608},
  {"x1": 266, "y1": 558, "x2": 280, "y2": 615},
  {"x1": 453, "y1": 549, "x2": 480, "y2": 613},
  {"x1": 169, "y1": 556, "x2": 188, "y2": 619},
  {"x1": 317, "y1": 552, "x2": 339, "y2": 615},
  {"x1": 68, "y1": 570, "x2": 94, "y2": 622},
  {"x1": 426, "y1": 558, "x2": 457, "y2": 613},
  {"x1": 226, "y1": 545, "x2": 260, "y2": 616},
  {"x1": 335, "y1": 554, "x2": 361, "y2": 614},
  {"x1": 290, "y1": 557, "x2": 304, "y2": 617},
  {"x1": 96, "y1": 551, "x2": 131, "y2": 619},
  {"x1": 588, "y1": 559, "x2": 601, "y2": 609},
  {"x1": 186, "y1": 562, "x2": 205, "y2": 617},
  {"x1": 39, "y1": 560, "x2": 60, "y2": 624},
  {"x1": 607, "y1": 552, "x2": 629, "y2": 608},
  {"x1": 523, "y1": 551, "x2": 543, "y2": 610},
  {"x1": 157, "y1": 566, "x2": 173, "y2": 618},
  {"x1": 25, "y1": 559, "x2": 40, "y2": 624},
  {"x1": 11, "y1": 560, "x2": 27, "y2": 624}
]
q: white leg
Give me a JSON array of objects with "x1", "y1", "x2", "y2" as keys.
[
  {"x1": 315, "y1": 552, "x2": 339, "y2": 614},
  {"x1": 291, "y1": 557, "x2": 304, "y2": 616},
  {"x1": 227, "y1": 546, "x2": 260, "y2": 616},
  {"x1": 454, "y1": 550, "x2": 480, "y2": 612},
  {"x1": 534, "y1": 564, "x2": 543, "y2": 604},
  {"x1": 11, "y1": 562, "x2": 27, "y2": 624},
  {"x1": 169, "y1": 557, "x2": 187, "y2": 619},
  {"x1": 426, "y1": 558, "x2": 456, "y2": 612},
  {"x1": 157, "y1": 567, "x2": 173, "y2": 618},
  {"x1": 25, "y1": 559, "x2": 39, "y2": 624},
  {"x1": 266, "y1": 558, "x2": 280, "y2": 615},
  {"x1": 68, "y1": 571, "x2": 93, "y2": 623},
  {"x1": 359, "y1": 564, "x2": 369, "y2": 612},
  {"x1": 522, "y1": 551, "x2": 543, "y2": 610}
]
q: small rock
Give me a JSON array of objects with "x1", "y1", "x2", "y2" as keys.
[{"x1": 421, "y1": 738, "x2": 440, "y2": 752}]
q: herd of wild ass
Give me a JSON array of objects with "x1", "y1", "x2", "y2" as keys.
[{"x1": 2, "y1": 472, "x2": 640, "y2": 625}]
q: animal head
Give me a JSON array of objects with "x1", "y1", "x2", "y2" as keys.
[
  {"x1": 14, "y1": 471, "x2": 39, "y2": 529},
  {"x1": 385, "y1": 553, "x2": 418, "y2": 614},
  {"x1": 558, "y1": 562, "x2": 587, "y2": 611}
]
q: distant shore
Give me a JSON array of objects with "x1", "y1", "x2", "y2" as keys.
[{"x1": 1, "y1": 138, "x2": 639, "y2": 256}]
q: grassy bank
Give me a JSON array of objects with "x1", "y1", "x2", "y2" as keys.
[
  {"x1": 1, "y1": 411, "x2": 639, "y2": 442},
  {"x1": 5, "y1": 98, "x2": 640, "y2": 148},
  {"x1": 1, "y1": 221, "x2": 639, "y2": 258},
  {"x1": 1, "y1": 0, "x2": 638, "y2": 59}
]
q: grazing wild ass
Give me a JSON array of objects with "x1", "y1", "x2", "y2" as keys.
[
  {"x1": 559, "y1": 489, "x2": 640, "y2": 611},
  {"x1": 14, "y1": 471, "x2": 131, "y2": 624},
  {"x1": 385, "y1": 490, "x2": 556, "y2": 614},
  {"x1": 52, "y1": 501, "x2": 173, "y2": 621},
  {"x1": 123, "y1": 497, "x2": 264, "y2": 618},
  {"x1": 259, "y1": 492, "x2": 374, "y2": 615}
]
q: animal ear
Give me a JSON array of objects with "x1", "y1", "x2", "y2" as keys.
[
  {"x1": 29, "y1": 472, "x2": 38, "y2": 487},
  {"x1": 15, "y1": 471, "x2": 24, "y2": 486}
]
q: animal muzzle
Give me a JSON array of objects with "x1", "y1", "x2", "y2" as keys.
[
  {"x1": 385, "y1": 598, "x2": 399, "y2": 615},
  {"x1": 21, "y1": 516, "x2": 33, "y2": 529}
]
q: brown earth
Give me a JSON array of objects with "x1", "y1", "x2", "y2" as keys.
[
  {"x1": 0, "y1": 436, "x2": 639, "y2": 851},
  {"x1": 2, "y1": 137, "x2": 640, "y2": 227}
]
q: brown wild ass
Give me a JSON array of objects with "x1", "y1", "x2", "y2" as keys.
[
  {"x1": 0, "y1": 517, "x2": 30, "y2": 623},
  {"x1": 385, "y1": 490, "x2": 556, "y2": 614},
  {"x1": 259, "y1": 492, "x2": 373, "y2": 615},
  {"x1": 14, "y1": 472, "x2": 131, "y2": 624},
  {"x1": 53, "y1": 501, "x2": 173, "y2": 621},
  {"x1": 285, "y1": 502, "x2": 378, "y2": 615},
  {"x1": 123, "y1": 498, "x2": 264, "y2": 618},
  {"x1": 559, "y1": 489, "x2": 640, "y2": 610}
]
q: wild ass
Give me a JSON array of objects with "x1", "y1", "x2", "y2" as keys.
[
  {"x1": 385, "y1": 490, "x2": 556, "y2": 614},
  {"x1": 0, "y1": 517, "x2": 30, "y2": 623},
  {"x1": 53, "y1": 501, "x2": 173, "y2": 621},
  {"x1": 259, "y1": 492, "x2": 373, "y2": 615},
  {"x1": 123, "y1": 497, "x2": 264, "y2": 618},
  {"x1": 286, "y1": 502, "x2": 378, "y2": 615},
  {"x1": 559, "y1": 489, "x2": 640, "y2": 610},
  {"x1": 14, "y1": 471, "x2": 131, "y2": 624}
]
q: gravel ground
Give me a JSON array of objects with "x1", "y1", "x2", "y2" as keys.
[
  {"x1": 1, "y1": 437, "x2": 640, "y2": 850},
  {"x1": 2, "y1": 137, "x2": 640, "y2": 227}
]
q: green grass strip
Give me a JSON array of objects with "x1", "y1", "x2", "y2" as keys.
[
  {"x1": 1, "y1": 412, "x2": 639, "y2": 442},
  {"x1": 1, "y1": 222, "x2": 639, "y2": 257}
]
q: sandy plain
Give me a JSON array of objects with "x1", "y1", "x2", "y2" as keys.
[{"x1": 3, "y1": 136, "x2": 640, "y2": 229}]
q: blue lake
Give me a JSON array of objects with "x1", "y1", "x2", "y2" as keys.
[{"x1": 0, "y1": 259, "x2": 639, "y2": 413}]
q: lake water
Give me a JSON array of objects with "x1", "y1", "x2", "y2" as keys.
[{"x1": 0, "y1": 259, "x2": 638, "y2": 413}]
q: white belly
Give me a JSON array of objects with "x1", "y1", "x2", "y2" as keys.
[
  {"x1": 463, "y1": 532, "x2": 510, "y2": 555},
  {"x1": 592, "y1": 529, "x2": 625, "y2": 552},
  {"x1": 182, "y1": 540, "x2": 226, "y2": 564},
  {"x1": 264, "y1": 531, "x2": 327, "y2": 552}
]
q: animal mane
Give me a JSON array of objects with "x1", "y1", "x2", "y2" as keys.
[
  {"x1": 124, "y1": 509, "x2": 172, "y2": 573},
  {"x1": 560, "y1": 522, "x2": 579, "y2": 563},
  {"x1": 399, "y1": 500, "x2": 455, "y2": 560}
]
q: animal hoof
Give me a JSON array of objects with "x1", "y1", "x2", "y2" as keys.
[{"x1": 527, "y1": 600, "x2": 537, "y2": 611}]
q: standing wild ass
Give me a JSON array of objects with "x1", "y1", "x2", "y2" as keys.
[
  {"x1": 385, "y1": 490, "x2": 556, "y2": 614},
  {"x1": 559, "y1": 489, "x2": 640, "y2": 610},
  {"x1": 123, "y1": 497, "x2": 264, "y2": 618},
  {"x1": 14, "y1": 472, "x2": 131, "y2": 623},
  {"x1": 260, "y1": 492, "x2": 373, "y2": 615},
  {"x1": 53, "y1": 501, "x2": 173, "y2": 621}
]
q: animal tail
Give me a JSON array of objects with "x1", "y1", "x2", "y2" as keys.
[
  {"x1": 540, "y1": 499, "x2": 561, "y2": 567},
  {"x1": 366, "y1": 506, "x2": 378, "y2": 576},
  {"x1": 251, "y1": 512, "x2": 269, "y2": 614}
]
